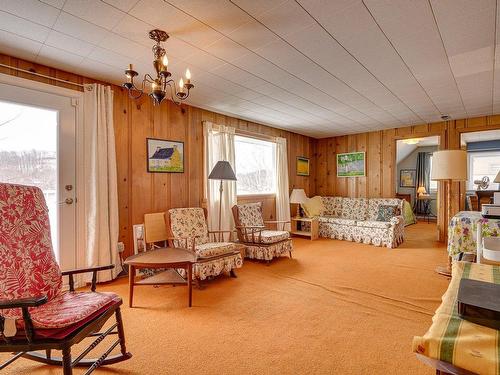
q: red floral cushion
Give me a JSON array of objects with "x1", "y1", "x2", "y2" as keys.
[
  {"x1": 0, "y1": 183, "x2": 62, "y2": 319},
  {"x1": 20, "y1": 292, "x2": 121, "y2": 329}
]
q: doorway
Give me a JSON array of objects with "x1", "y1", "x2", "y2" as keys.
[
  {"x1": 0, "y1": 83, "x2": 78, "y2": 270},
  {"x1": 395, "y1": 135, "x2": 440, "y2": 224}
]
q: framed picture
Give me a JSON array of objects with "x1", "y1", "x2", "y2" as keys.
[
  {"x1": 296, "y1": 156, "x2": 310, "y2": 176},
  {"x1": 400, "y1": 169, "x2": 416, "y2": 188},
  {"x1": 146, "y1": 138, "x2": 184, "y2": 173},
  {"x1": 336, "y1": 152, "x2": 365, "y2": 177}
]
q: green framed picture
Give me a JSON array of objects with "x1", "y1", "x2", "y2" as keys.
[
  {"x1": 336, "y1": 152, "x2": 365, "y2": 177},
  {"x1": 296, "y1": 156, "x2": 310, "y2": 176}
]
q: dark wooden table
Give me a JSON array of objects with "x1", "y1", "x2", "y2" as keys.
[{"x1": 124, "y1": 248, "x2": 196, "y2": 308}]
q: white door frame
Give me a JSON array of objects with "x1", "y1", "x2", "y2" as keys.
[{"x1": 0, "y1": 73, "x2": 85, "y2": 274}]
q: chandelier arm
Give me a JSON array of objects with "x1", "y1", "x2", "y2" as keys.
[
  {"x1": 167, "y1": 82, "x2": 182, "y2": 105},
  {"x1": 143, "y1": 74, "x2": 156, "y2": 84}
]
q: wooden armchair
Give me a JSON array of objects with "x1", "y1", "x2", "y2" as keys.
[
  {"x1": 232, "y1": 202, "x2": 293, "y2": 263},
  {"x1": 0, "y1": 183, "x2": 131, "y2": 375},
  {"x1": 166, "y1": 207, "x2": 243, "y2": 285}
]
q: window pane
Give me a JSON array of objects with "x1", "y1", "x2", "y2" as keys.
[
  {"x1": 468, "y1": 151, "x2": 500, "y2": 190},
  {"x1": 235, "y1": 135, "x2": 276, "y2": 195},
  {"x1": 0, "y1": 100, "x2": 59, "y2": 259}
]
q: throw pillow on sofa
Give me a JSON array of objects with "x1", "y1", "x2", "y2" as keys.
[
  {"x1": 301, "y1": 196, "x2": 325, "y2": 217},
  {"x1": 376, "y1": 205, "x2": 400, "y2": 222}
]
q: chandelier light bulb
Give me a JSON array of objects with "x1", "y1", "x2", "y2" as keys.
[
  {"x1": 179, "y1": 78, "x2": 184, "y2": 89},
  {"x1": 162, "y1": 54, "x2": 168, "y2": 67},
  {"x1": 185, "y1": 68, "x2": 191, "y2": 80}
]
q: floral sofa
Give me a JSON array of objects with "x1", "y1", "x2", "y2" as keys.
[
  {"x1": 316, "y1": 197, "x2": 405, "y2": 248},
  {"x1": 167, "y1": 208, "x2": 243, "y2": 281}
]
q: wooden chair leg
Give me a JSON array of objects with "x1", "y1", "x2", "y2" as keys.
[
  {"x1": 194, "y1": 278, "x2": 204, "y2": 290},
  {"x1": 115, "y1": 308, "x2": 128, "y2": 356},
  {"x1": 289, "y1": 251, "x2": 292, "y2": 259},
  {"x1": 45, "y1": 349, "x2": 51, "y2": 360},
  {"x1": 62, "y1": 347, "x2": 72, "y2": 375},
  {"x1": 230, "y1": 269, "x2": 237, "y2": 278}
]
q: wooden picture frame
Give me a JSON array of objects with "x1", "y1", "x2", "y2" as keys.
[
  {"x1": 146, "y1": 138, "x2": 184, "y2": 173},
  {"x1": 400, "y1": 169, "x2": 416, "y2": 188},
  {"x1": 336, "y1": 152, "x2": 366, "y2": 177},
  {"x1": 296, "y1": 156, "x2": 310, "y2": 176}
]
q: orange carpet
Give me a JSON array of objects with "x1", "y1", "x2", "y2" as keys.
[{"x1": 1, "y1": 222, "x2": 449, "y2": 374}]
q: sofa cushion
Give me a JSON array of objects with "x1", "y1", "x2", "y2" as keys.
[
  {"x1": 376, "y1": 205, "x2": 400, "y2": 222},
  {"x1": 341, "y1": 198, "x2": 368, "y2": 220},
  {"x1": 368, "y1": 199, "x2": 403, "y2": 221},
  {"x1": 301, "y1": 196, "x2": 325, "y2": 217},
  {"x1": 356, "y1": 220, "x2": 392, "y2": 229},
  {"x1": 321, "y1": 197, "x2": 343, "y2": 216},
  {"x1": 319, "y1": 216, "x2": 357, "y2": 226}
]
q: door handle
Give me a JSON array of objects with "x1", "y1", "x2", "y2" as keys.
[{"x1": 59, "y1": 198, "x2": 74, "y2": 205}]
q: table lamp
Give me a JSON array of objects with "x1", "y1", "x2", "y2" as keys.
[
  {"x1": 289, "y1": 189, "x2": 308, "y2": 218},
  {"x1": 495, "y1": 171, "x2": 500, "y2": 184},
  {"x1": 431, "y1": 150, "x2": 467, "y2": 277},
  {"x1": 417, "y1": 186, "x2": 427, "y2": 197},
  {"x1": 208, "y1": 161, "x2": 237, "y2": 233}
]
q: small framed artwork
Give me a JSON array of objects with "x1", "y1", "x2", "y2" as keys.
[
  {"x1": 400, "y1": 169, "x2": 416, "y2": 188},
  {"x1": 147, "y1": 138, "x2": 184, "y2": 173},
  {"x1": 296, "y1": 156, "x2": 310, "y2": 176},
  {"x1": 337, "y1": 152, "x2": 366, "y2": 177}
]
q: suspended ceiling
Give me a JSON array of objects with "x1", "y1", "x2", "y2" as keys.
[{"x1": 0, "y1": 0, "x2": 498, "y2": 138}]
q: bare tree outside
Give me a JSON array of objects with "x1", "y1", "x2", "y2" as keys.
[{"x1": 234, "y1": 135, "x2": 276, "y2": 195}]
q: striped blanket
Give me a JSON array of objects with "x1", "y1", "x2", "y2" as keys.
[{"x1": 413, "y1": 261, "x2": 500, "y2": 375}]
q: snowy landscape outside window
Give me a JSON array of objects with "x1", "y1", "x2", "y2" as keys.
[{"x1": 235, "y1": 135, "x2": 276, "y2": 195}]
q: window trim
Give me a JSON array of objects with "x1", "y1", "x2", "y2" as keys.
[{"x1": 467, "y1": 150, "x2": 500, "y2": 190}]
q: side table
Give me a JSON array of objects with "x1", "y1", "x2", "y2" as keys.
[{"x1": 291, "y1": 217, "x2": 319, "y2": 240}]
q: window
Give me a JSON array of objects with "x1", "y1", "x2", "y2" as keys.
[
  {"x1": 234, "y1": 135, "x2": 276, "y2": 195},
  {"x1": 467, "y1": 151, "x2": 500, "y2": 190},
  {"x1": 429, "y1": 155, "x2": 438, "y2": 192}
]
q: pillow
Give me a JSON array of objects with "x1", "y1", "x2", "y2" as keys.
[
  {"x1": 376, "y1": 205, "x2": 400, "y2": 222},
  {"x1": 301, "y1": 196, "x2": 325, "y2": 218}
]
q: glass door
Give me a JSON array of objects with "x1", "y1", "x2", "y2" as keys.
[{"x1": 0, "y1": 83, "x2": 77, "y2": 270}]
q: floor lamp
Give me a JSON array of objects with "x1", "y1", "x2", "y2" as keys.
[
  {"x1": 430, "y1": 150, "x2": 467, "y2": 277},
  {"x1": 208, "y1": 161, "x2": 237, "y2": 237}
]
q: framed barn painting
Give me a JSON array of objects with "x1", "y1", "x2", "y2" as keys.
[
  {"x1": 296, "y1": 156, "x2": 310, "y2": 176},
  {"x1": 400, "y1": 169, "x2": 416, "y2": 188},
  {"x1": 336, "y1": 152, "x2": 366, "y2": 177},
  {"x1": 146, "y1": 138, "x2": 184, "y2": 173}
]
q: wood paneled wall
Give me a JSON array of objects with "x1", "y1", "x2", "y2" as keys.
[
  {"x1": 0, "y1": 54, "x2": 315, "y2": 258},
  {"x1": 314, "y1": 117, "x2": 500, "y2": 241}
]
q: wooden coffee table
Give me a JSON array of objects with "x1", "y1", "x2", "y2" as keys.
[{"x1": 124, "y1": 247, "x2": 196, "y2": 308}]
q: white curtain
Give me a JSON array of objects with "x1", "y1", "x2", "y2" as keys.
[
  {"x1": 83, "y1": 84, "x2": 121, "y2": 282},
  {"x1": 203, "y1": 121, "x2": 237, "y2": 233},
  {"x1": 275, "y1": 137, "x2": 291, "y2": 230}
]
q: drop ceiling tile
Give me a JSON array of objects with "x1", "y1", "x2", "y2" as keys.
[
  {"x1": 63, "y1": 0, "x2": 126, "y2": 31},
  {"x1": 130, "y1": 0, "x2": 222, "y2": 46},
  {"x1": 37, "y1": 45, "x2": 85, "y2": 68},
  {"x1": 0, "y1": 10, "x2": 50, "y2": 43},
  {"x1": 205, "y1": 37, "x2": 249, "y2": 62},
  {"x1": 88, "y1": 47, "x2": 134, "y2": 69},
  {"x1": 0, "y1": 30, "x2": 42, "y2": 61},
  {"x1": 40, "y1": 0, "x2": 65, "y2": 8},
  {"x1": 228, "y1": 19, "x2": 279, "y2": 51},
  {"x1": 103, "y1": 0, "x2": 140, "y2": 13},
  {"x1": 53, "y1": 12, "x2": 108, "y2": 44},
  {"x1": 187, "y1": 49, "x2": 226, "y2": 71},
  {"x1": 99, "y1": 33, "x2": 151, "y2": 64},
  {"x1": 0, "y1": 0, "x2": 60, "y2": 27},
  {"x1": 45, "y1": 30, "x2": 95, "y2": 57}
]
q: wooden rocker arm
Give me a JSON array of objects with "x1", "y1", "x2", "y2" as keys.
[
  {"x1": 264, "y1": 220, "x2": 290, "y2": 230},
  {"x1": 235, "y1": 225, "x2": 265, "y2": 243},
  {"x1": 166, "y1": 236, "x2": 200, "y2": 252},
  {"x1": 0, "y1": 295, "x2": 48, "y2": 343},
  {"x1": 207, "y1": 230, "x2": 236, "y2": 242},
  {"x1": 62, "y1": 264, "x2": 115, "y2": 292},
  {"x1": 0, "y1": 295, "x2": 48, "y2": 310}
]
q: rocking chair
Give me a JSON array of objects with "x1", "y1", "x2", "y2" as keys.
[{"x1": 0, "y1": 183, "x2": 132, "y2": 374}]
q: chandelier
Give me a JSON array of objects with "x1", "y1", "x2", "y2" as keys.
[{"x1": 122, "y1": 29, "x2": 194, "y2": 105}]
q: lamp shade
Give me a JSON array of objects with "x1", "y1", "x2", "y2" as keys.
[
  {"x1": 208, "y1": 161, "x2": 237, "y2": 180},
  {"x1": 289, "y1": 188, "x2": 308, "y2": 204},
  {"x1": 495, "y1": 171, "x2": 500, "y2": 183},
  {"x1": 430, "y1": 150, "x2": 467, "y2": 181},
  {"x1": 417, "y1": 186, "x2": 427, "y2": 195}
]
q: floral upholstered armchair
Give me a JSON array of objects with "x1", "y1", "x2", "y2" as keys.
[
  {"x1": 0, "y1": 183, "x2": 131, "y2": 374},
  {"x1": 232, "y1": 202, "x2": 293, "y2": 262},
  {"x1": 166, "y1": 208, "x2": 243, "y2": 285}
]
